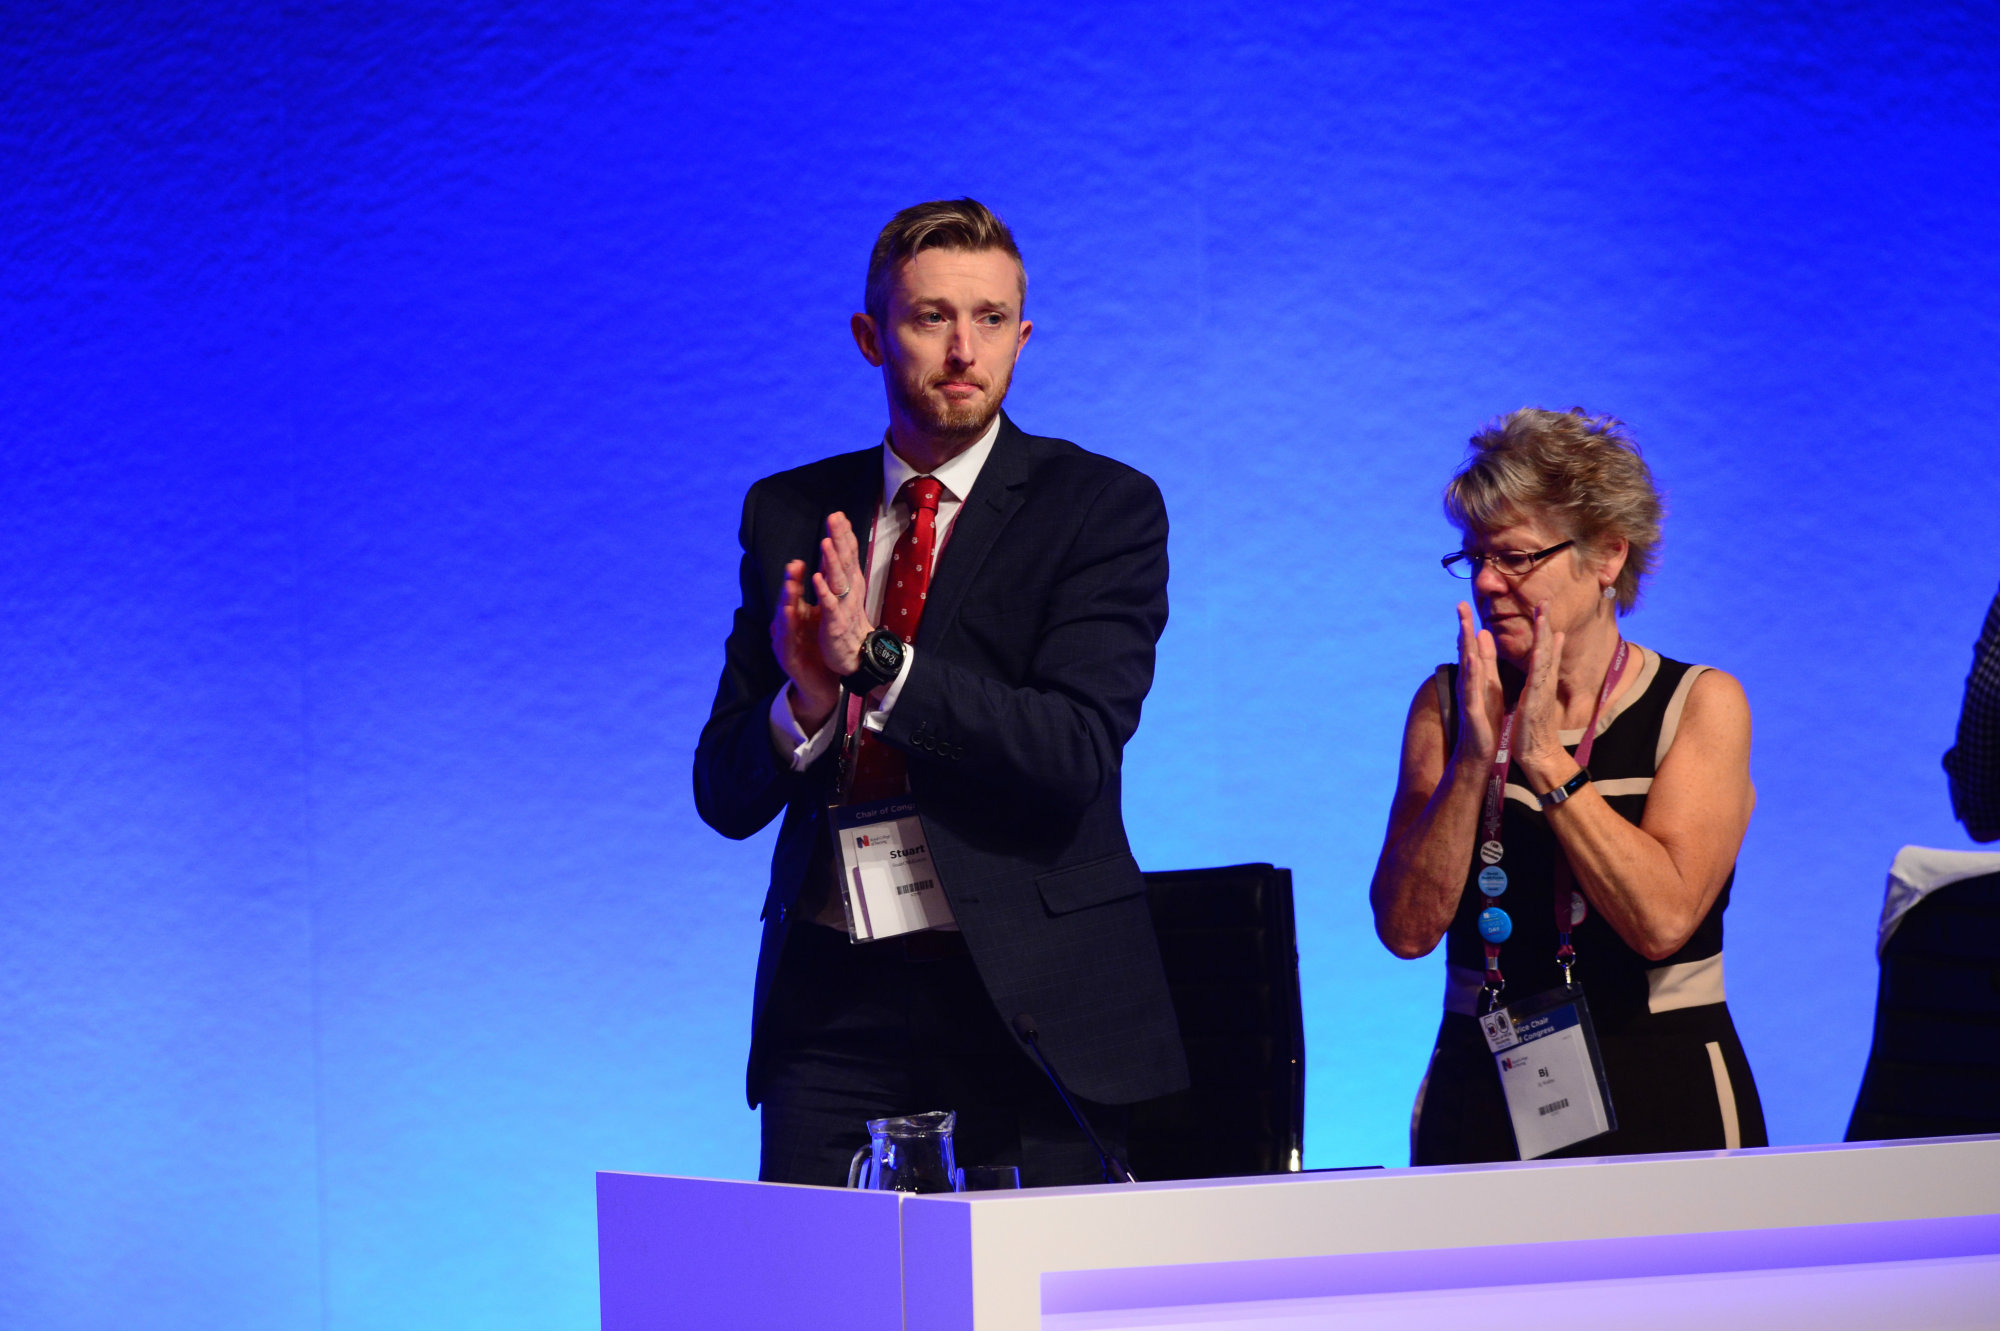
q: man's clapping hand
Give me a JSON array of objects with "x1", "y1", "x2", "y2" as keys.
[
  {"x1": 811, "y1": 511, "x2": 874, "y2": 679},
  {"x1": 769, "y1": 512, "x2": 878, "y2": 735}
]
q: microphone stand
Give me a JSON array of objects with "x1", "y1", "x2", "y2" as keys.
[{"x1": 1013, "y1": 1013, "x2": 1136, "y2": 1184}]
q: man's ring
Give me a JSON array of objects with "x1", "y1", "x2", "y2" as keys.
[{"x1": 836, "y1": 585, "x2": 852, "y2": 599}]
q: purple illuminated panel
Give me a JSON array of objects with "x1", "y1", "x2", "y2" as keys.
[
  {"x1": 1041, "y1": 1213, "x2": 2000, "y2": 1316},
  {"x1": 598, "y1": 1172, "x2": 902, "y2": 1331},
  {"x1": 902, "y1": 1198, "x2": 975, "y2": 1331}
]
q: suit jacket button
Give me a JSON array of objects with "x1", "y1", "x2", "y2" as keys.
[{"x1": 775, "y1": 903, "x2": 787, "y2": 923}]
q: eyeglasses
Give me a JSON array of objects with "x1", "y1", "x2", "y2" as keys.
[{"x1": 1441, "y1": 540, "x2": 1575, "y2": 579}]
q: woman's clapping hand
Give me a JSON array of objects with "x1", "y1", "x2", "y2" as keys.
[
  {"x1": 1453, "y1": 601, "x2": 1506, "y2": 768},
  {"x1": 1511, "y1": 604, "x2": 1570, "y2": 778}
]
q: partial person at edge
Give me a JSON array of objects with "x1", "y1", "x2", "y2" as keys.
[{"x1": 1944, "y1": 581, "x2": 2000, "y2": 842}]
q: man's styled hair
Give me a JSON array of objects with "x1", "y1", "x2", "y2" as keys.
[
  {"x1": 1444, "y1": 407, "x2": 1665, "y2": 615},
  {"x1": 864, "y1": 198, "x2": 1026, "y2": 324}
]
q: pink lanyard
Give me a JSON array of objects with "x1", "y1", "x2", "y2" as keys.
[{"x1": 1477, "y1": 639, "x2": 1630, "y2": 1009}]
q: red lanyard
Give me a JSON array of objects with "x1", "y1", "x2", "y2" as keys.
[{"x1": 1476, "y1": 639, "x2": 1630, "y2": 1010}]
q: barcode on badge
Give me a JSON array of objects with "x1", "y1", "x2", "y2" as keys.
[
  {"x1": 896, "y1": 878, "x2": 935, "y2": 897},
  {"x1": 1538, "y1": 1097, "x2": 1570, "y2": 1117}
]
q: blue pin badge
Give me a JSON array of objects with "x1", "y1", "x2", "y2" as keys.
[
  {"x1": 1478, "y1": 865, "x2": 1508, "y2": 897},
  {"x1": 1477, "y1": 906, "x2": 1513, "y2": 944}
]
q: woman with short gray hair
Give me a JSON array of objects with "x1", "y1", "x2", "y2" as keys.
[{"x1": 1371, "y1": 408, "x2": 1766, "y2": 1163}]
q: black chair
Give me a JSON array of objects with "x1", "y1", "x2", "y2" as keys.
[
  {"x1": 1846, "y1": 870, "x2": 2000, "y2": 1141},
  {"x1": 1127, "y1": 863, "x2": 1305, "y2": 1180}
]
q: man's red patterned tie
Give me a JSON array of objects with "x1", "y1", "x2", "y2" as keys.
[{"x1": 846, "y1": 475, "x2": 943, "y2": 801}]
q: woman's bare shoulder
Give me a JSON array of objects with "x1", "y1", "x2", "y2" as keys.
[{"x1": 1685, "y1": 665, "x2": 1750, "y2": 722}]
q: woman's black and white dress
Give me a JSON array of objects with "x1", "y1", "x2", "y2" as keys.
[{"x1": 1412, "y1": 645, "x2": 1767, "y2": 1165}]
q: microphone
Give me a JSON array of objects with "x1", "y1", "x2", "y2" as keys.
[{"x1": 1012, "y1": 1013, "x2": 1136, "y2": 1184}]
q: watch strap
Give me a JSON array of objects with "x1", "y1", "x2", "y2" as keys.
[{"x1": 1537, "y1": 767, "x2": 1591, "y2": 809}]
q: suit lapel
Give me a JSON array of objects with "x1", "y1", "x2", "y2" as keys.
[{"x1": 918, "y1": 416, "x2": 1033, "y2": 648}]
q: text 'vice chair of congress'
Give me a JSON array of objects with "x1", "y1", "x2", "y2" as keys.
[
  {"x1": 1128, "y1": 863, "x2": 1306, "y2": 1181},
  {"x1": 1846, "y1": 846, "x2": 2000, "y2": 1142}
]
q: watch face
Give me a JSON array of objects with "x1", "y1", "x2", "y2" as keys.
[{"x1": 872, "y1": 635, "x2": 903, "y2": 669}]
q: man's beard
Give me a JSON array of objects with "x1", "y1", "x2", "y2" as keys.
[{"x1": 890, "y1": 363, "x2": 1010, "y2": 445}]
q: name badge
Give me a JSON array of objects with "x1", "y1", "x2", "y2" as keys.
[
  {"x1": 831, "y1": 798, "x2": 956, "y2": 941},
  {"x1": 1479, "y1": 986, "x2": 1617, "y2": 1159}
]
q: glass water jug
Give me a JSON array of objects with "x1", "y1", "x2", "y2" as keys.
[{"x1": 845, "y1": 1110, "x2": 958, "y2": 1193}]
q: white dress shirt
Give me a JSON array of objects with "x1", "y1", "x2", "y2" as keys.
[{"x1": 767, "y1": 415, "x2": 1002, "y2": 771}]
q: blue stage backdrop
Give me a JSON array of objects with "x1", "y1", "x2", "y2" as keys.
[{"x1": 3, "y1": 3, "x2": 1996, "y2": 1327}]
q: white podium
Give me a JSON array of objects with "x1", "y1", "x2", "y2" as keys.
[{"x1": 598, "y1": 1136, "x2": 2000, "y2": 1329}]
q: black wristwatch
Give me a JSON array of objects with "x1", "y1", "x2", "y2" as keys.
[
  {"x1": 1537, "y1": 766, "x2": 1592, "y2": 809},
  {"x1": 842, "y1": 629, "x2": 906, "y2": 694}
]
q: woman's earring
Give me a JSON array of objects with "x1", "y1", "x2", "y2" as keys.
[{"x1": 1602, "y1": 585, "x2": 1616, "y2": 600}]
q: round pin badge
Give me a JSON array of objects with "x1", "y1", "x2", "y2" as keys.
[
  {"x1": 1477, "y1": 906, "x2": 1513, "y2": 943},
  {"x1": 1479, "y1": 839, "x2": 1504, "y2": 865},
  {"x1": 1477, "y1": 865, "x2": 1508, "y2": 896},
  {"x1": 1570, "y1": 891, "x2": 1588, "y2": 927}
]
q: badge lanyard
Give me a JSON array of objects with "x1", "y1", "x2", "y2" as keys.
[
  {"x1": 825, "y1": 482, "x2": 966, "y2": 942},
  {"x1": 1475, "y1": 639, "x2": 1630, "y2": 1013}
]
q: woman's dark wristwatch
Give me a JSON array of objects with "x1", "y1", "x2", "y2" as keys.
[
  {"x1": 1537, "y1": 767, "x2": 1592, "y2": 809},
  {"x1": 841, "y1": 629, "x2": 906, "y2": 694}
]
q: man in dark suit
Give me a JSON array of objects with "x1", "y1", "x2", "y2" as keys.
[{"x1": 694, "y1": 199, "x2": 1186, "y2": 1187}]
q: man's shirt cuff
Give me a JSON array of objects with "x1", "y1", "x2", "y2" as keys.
[
  {"x1": 769, "y1": 686, "x2": 840, "y2": 772},
  {"x1": 766, "y1": 646, "x2": 915, "y2": 772}
]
